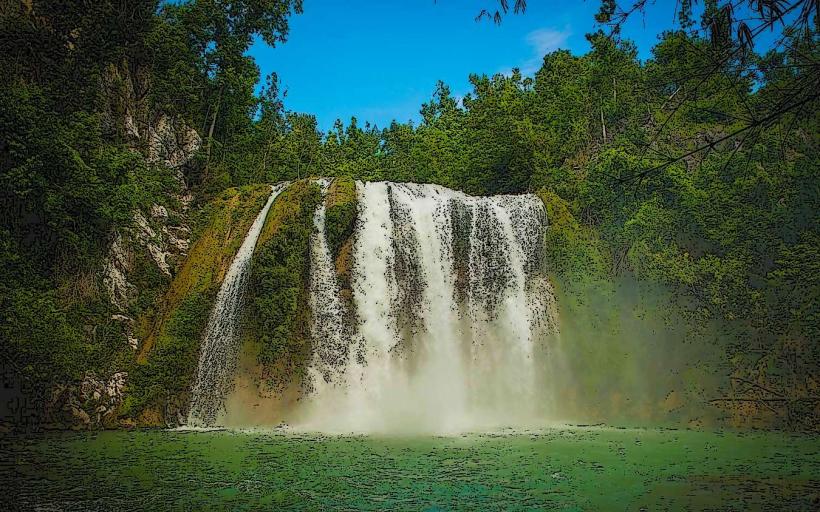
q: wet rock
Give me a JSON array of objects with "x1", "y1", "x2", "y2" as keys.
[
  {"x1": 51, "y1": 371, "x2": 130, "y2": 429},
  {"x1": 70, "y1": 406, "x2": 90, "y2": 429}
]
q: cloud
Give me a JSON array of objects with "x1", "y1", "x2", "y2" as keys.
[
  {"x1": 509, "y1": 27, "x2": 572, "y2": 76},
  {"x1": 527, "y1": 27, "x2": 572, "y2": 56}
]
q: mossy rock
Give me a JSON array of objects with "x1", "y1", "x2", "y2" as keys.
[
  {"x1": 136, "y1": 185, "x2": 270, "y2": 361},
  {"x1": 256, "y1": 180, "x2": 316, "y2": 249},
  {"x1": 246, "y1": 179, "x2": 322, "y2": 392},
  {"x1": 126, "y1": 184, "x2": 272, "y2": 424},
  {"x1": 335, "y1": 237, "x2": 355, "y2": 299},
  {"x1": 324, "y1": 176, "x2": 358, "y2": 260},
  {"x1": 135, "y1": 407, "x2": 164, "y2": 428}
]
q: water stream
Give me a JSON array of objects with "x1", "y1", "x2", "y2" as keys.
[
  {"x1": 187, "y1": 183, "x2": 288, "y2": 426},
  {"x1": 188, "y1": 180, "x2": 557, "y2": 432},
  {"x1": 298, "y1": 181, "x2": 557, "y2": 433}
]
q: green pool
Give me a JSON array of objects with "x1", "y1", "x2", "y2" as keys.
[{"x1": 2, "y1": 427, "x2": 818, "y2": 510}]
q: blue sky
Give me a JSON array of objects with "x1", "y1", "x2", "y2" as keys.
[{"x1": 245, "y1": 1, "x2": 751, "y2": 131}]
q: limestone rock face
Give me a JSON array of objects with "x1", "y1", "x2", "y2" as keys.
[
  {"x1": 99, "y1": 57, "x2": 200, "y2": 302},
  {"x1": 102, "y1": 205, "x2": 187, "y2": 303},
  {"x1": 100, "y1": 60, "x2": 202, "y2": 175},
  {"x1": 103, "y1": 233, "x2": 136, "y2": 312},
  {"x1": 99, "y1": 60, "x2": 150, "y2": 146},
  {"x1": 133, "y1": 210, "x2": 171, "y2": 277},
  {"x1": 148, "y1": 114, "x2": 202, "y2": 178},
  {"x1": 111, "y1": 314, "x2": 139, "y2": 351},
  {"x1": 38, "y1": 54, "x2": 206, "y2": 432},
  {"x1": 48, "y1": 372, "x2": 128, "y2": 430},
  {"x1": 101, "y1": 201, "x2": 192, "y2": 354},
  {"x1": 95, "y1": 69, "x2": 200, "y2": 420},
  {"x1": 99, "y1": 110, "x2": 198, "y2": 347}
]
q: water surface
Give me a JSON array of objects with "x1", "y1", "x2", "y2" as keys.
[{"x1": 2, "y1": 426, "x2": 818, "y2": 510}]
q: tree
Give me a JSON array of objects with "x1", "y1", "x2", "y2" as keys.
[
  {"x1": 164, "y1": 0, "x2": 303, "y2": 162},
  {"x1": 474, "y1": 0, "x2": 528, "y2": 24},
  {"x1": 594, "y1": 0, "x2": 819, "y2": 182}
]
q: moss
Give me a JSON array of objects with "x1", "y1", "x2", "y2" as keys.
[
  {"x1": 324, "y1": 176, "x2": 358, "y2": 259},
  {"x1": 256, "y1": 180, "x2": 314, "y2": 249},
  {"x1": 536, "y1": 188, "x2": 611, "y2": 283},
  {"x1": 127, "y1": 290, "x2": 213, "y2": 419},
  {"x1": 136, "y1": 184, "x2": 269, "y2": 362},
  {"x1": 335, "y1": 237, "x2": 355, "y2": 301},
  {"x1": 246, "y1": 179, "x2": 322, "y2": 392},
  {"x1": 126, "y1": 184, "x2": 271, "y2": 422}
]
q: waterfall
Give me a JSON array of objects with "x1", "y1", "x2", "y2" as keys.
[
  {"x1": 297, "y1": 181, "x2": 557, "y2": 433},
  {"x1": 187, "y1": 183, "x2": 287, "y2": 427},
  {"x1": 307, "y1": 179, "x2": 349, "y2": 387}
]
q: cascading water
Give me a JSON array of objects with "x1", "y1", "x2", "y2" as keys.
[
  {"x1": 307, "y1": 179, "x2": 349, "y2": 386},
  {"x1": 186, "y1": 183, "x2": 287, "y2": 426},
  {"x1": 296, "y1": 181, "x2": 558, "y2": 433}
]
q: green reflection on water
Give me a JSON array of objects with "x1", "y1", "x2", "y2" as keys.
[{"x1": 2, "y1": 427, "x2": 818, "y2": 511}]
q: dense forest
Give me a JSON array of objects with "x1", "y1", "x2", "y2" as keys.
[{"x1": 1, "y1": 0, "x2": 817, "y2": 430}]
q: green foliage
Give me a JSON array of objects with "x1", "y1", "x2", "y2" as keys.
[
  {"x1": 125, "y1": 185, "x2": 270, "y2": 419},
  {"x1": 324, "y1": 177, "x2": 358, "y2": 258},
  {"x1": 160, "y1": 0, "x2": 303, "y2": 184},
  {"x1": 0, "y1": 60, "x2": 177, "y2": 421},
  {"x1": 0, "y1": 264, "x2": 137, "y2": 421},
  {"x1": 0, "y1": 287, "x2": 87, "y2": 385},
  {"x1": 143, "y1": 9, "x2": 207, "y2": 124},
  {"x1": 247, "y1": 181, "x2": 321, "y2": 386},
  {"x1": 127, "y1": 290, "x2": 213, "y2": 415},
  {"x1": 0, "y1": 84, "x2": 178, "y2": 274},
  {"x1": 0, "y1": 1, "x2": 158, "y2": 112},
  {"x1": 536, "y1": 189, "x2": 610, "y2": 282}
]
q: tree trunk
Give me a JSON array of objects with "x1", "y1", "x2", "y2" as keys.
[
  {"x1": 205, "y1": 83, "x2": 224, "y2": 164},
  {"x1": 613, "y1": 77, "x2": 617, "y2": 105}
]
